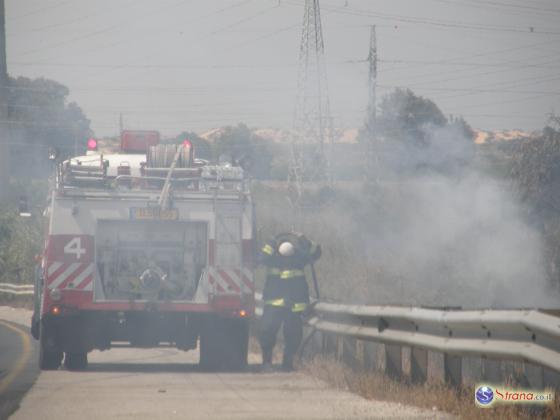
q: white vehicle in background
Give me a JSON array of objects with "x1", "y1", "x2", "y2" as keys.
[{"x1": 32, "y1": 130, "x2": 256, "y2": 371}]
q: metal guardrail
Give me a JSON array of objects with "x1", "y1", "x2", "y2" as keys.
[
  {"x1": 308, "y1": 302, "x2": 560, "y2": 372},
  {"x1": 254, "y1": 292, "x2": 560, "y2": 386},
  {"x1": 0, "y1": 283, "x2": 34, "y2": 296}
]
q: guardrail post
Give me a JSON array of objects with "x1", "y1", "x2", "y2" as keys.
[
  {"x1": 543, "y1": 368, "x2": 560, "y2": 389},
  {"x1": 444, "y1": 354, "x2": 462, "y2": 388},
  {"x1": 385, "y1": 344, "x2": 402, "y2": 379},
  {"x1": 363, "y1": 341, "x2": 378, "y2": 372},
  {"x1": 356, "y1": 340, "x2": 365, "y2": 368},
  {"x1": 300, "y1": 328, "x2": 322, "y2": 361},
  {"x1": 402, "y1": 346, "x2": 411, "y2": 379},
  {"x1": 483, "y1": 359, "x2": 502, "y2": 384},
  {"x1": 342, "y1": 337, "x2": 360, "y2": 370},
  {"x1": 523, "y1": 362, "x2": 544, "y2": 389},
  {"x1": 503, "y1": 361, "x2": 526, "y2": 386},
  {"x1": 336, "y1": 336, "x2": 343, "y2": 361},
  {"x1": 428, "y1": 351, "x2": 445, "y2": 384},
  {"x1": 323, "y1": 333, "x2": 337, "y2": 356},
  {"x1": 312, "y1": 330, "x2": 323, "y2": 355},
  {"x1": 377, "y1": 343, "x2": 387, "y2": 372},
  {"x1": 411, "y1": 347, "x2": 428, "y2": 384},
  {"x1": 461, "y1": 356, "x2": 483, "y2": 386}
]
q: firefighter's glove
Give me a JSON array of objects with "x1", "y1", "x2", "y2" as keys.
[
  {"x1": 297, "y1": 235, "x2": 312, "y2": 251},
  {"x1": 314, "y1": 244, "x2": 322, "y2": 258}
]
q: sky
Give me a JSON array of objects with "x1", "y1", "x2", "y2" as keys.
[{"x1": 5, "y1": 0, "x2": 560, "y2": 137}]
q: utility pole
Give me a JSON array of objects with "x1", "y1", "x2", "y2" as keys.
[
  {"x1": 119, "y1": 113, "x2": 123, "y2": 134},
  {"x1": 0, "y1": 0, "x2": 10, "y2": 199},
  {"x1": 289, "y1": 0, "x2": 333, "y2": 204},
  {"x1": 365, "y1": 25, "x2": 377, "y2": 181}
]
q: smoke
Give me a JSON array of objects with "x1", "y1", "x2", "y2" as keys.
[
  {"x1": 357, "y1": 172, "x2": 554, "y2": 308},
  {"x1": 273, "y1": 121, "x2": 559, "y2": 309},
  {"x1": 254, "y1": 119, "x2": 560, "y2": 309},
  {"x1": 351, "y1": 123, "x2": 558, "y2": 309}
]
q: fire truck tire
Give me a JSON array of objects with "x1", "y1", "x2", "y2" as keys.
[
  {"x1": 64, "y1": 352, "x2": 88, "y2": 371},
  {"x1": 31, "y1": 318, "x2": 40, "y2": 340},
  {"x1": 199, "y1": 318, "x2": 248, "y2": 372},
  {"x1": 39, "y1": 338, "x2": 62, "y2": 370}
]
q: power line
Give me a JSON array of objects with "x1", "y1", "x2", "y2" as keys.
[
  {"x1": 379, "y1": 43, "x2": 560, "y2": 89},
  {"x1": 463, "y1": 0, "x2": 560, "y2": 15},
  {"x1": 432, "y1": 0, "x2": 560, "y2": 20},
  {"x1": 283, "y1": 0, "x2": 560, "y2": 35},
  {"x1": 8, "y1": 0, "x2": 76, "y2": 21},
  {"x1": 9, "y1": 0, "x2": 256, "y2": 65},
  {"x1": 7, "y1": 0, "x2": 136, "y2": 35},
  {"x1": 11, "y1": 0, "x2": 197, "y2": 58}
]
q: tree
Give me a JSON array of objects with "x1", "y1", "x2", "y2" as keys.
[
  {"x1": 361, "y1": 88, "x2": 474, "y2": 176},
  {"x1": 213, "y1": 123, "x2": 273, "y2": 179},
  {"x1": 377, "y1": 88, "x2": 447, "y2": 143},
  {"x1": 512, "y1": 125, "x2": 560, "y2": 286},
  {"x1": 167, "y1": 131, "x2": 212, "y2": 160},
  {"x1": 7, "y1": 76, "x2": 91, "y2": 177}
]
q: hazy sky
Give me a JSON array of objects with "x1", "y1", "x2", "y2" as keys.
[{"x1": 5, "y1": 0, "x2": 560, "y2": 137}]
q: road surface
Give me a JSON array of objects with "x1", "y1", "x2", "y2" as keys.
[
  {"x1": 0, "y1": 306, "x2": 442, "y2": 419},
  {"x1": 0, "y1": 312, "x2": 39, "y2": 420}
]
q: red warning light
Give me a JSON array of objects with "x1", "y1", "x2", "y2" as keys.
[
  {"x1": 182, "y1": 139, "x2": 192, "y2": 148},
  {"x1": 87, "y1": 138, "x2": 98, "y2": 150}
]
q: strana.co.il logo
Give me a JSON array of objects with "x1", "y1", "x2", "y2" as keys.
[
  {"x1": 475, "y1": 386, "x2": 495, "y2": 407},
  {"x1": 475, "y1": 384, "x2": 554, "y2": 407}
]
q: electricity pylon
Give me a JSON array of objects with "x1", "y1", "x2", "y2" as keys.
[{"x1": 289, "y1": 0, "x2": 333, "y2": 203}]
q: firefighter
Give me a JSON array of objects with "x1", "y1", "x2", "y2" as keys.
[{"x1": 259, "y1": 232, "x2": 321, "y2": 372}]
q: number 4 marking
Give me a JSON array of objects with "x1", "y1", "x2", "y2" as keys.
[{"x1": 64, "y1": 237, "x2": 86, "y2": 259}]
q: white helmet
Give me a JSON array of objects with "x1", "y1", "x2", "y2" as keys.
[{"x1": 278, "y1": 241, "x2": 295, "y2": 257}]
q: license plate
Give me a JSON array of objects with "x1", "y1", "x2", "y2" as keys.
[{"x1": 130, "y1": 207, "x2": 179, "y2": 220}]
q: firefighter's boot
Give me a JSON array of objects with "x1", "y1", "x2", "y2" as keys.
[
  {"x1": 281, "y1": 355, "x2": 294, "y2": 372},
  {"x1": 262, "y1": 348, "x2": 274, "y2": 373}
]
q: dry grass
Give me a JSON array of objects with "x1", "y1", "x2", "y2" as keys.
[
  {"x1": 303, "y1": 355, "x2": 559, "y2": 420},
  {"x1": 0, "y1": 295, "x2": 33, "y2": 309}
]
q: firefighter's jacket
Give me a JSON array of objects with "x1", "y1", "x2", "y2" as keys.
[{"x1": 260, "y1": 235, "x2": 321, "y2": 312}]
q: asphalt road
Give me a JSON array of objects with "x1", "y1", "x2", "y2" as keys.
[
  {"x1": 0, "y1": 320, "x2": 38, "y2": 420},
  {"x1": 0, "y1": 307, "x2": 442, "y2": 420}
]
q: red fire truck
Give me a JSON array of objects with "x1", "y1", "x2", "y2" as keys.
[{"x1": 31, "y1": 131, "x2": 255, "y2": 371}]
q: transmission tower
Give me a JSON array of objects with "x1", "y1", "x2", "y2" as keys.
[
  {"x1": 365, "y1": 25, "x2": 378, "y2": 181},
  {"x1": 289, "y1": 0, "x2": 333, "y2": 201}
]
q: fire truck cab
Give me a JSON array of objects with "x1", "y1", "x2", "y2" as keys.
[{"x1": 32, "y1": 131, "x2": 255, "y2": 371}]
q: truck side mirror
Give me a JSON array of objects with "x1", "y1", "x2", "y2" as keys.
[
  {"x1": 48, "y1": 147, "x2": 59, "y2": 161},
  {"x1": 18, "y1": 195, "x2": 31, "y2": 217}
]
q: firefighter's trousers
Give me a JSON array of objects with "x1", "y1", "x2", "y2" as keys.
[{"x1": 259, "y1": 305, "x2": 303, "y2": 369}]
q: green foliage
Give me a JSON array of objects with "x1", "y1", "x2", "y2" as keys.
[
  {"x1": 448, "y1": 115, "x2": 475, "y2": 140},
  {"x1": 213, "y1": 123, "x2": 274, "y2": 179},
  {"x1": 7, "y1": 76, "x2": 91, "y2": 177},
  {"x1": 360, "y1": 88, "x2": 475, "y2": 177},
  {"x1": 377, "y1": 88, "x2": 447, "y2": 142},
  {"x1": 0, "y1": 180, "x2": 46, "y2": 285},
  {"x1": 512, "y1": 127, "x2": 560, "y2": 285},
  {"x1": 166, "y1": 131, "x2": 213, "y2": 160},
  {"x1": 0, "y1": 210, "x2": 42, "y2": 285}
]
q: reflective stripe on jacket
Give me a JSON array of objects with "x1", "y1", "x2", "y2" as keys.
[
  {"x1": 267, "y1": 268, "x2": 305, "y2": 279},
  {"x1": 264, "y1": 298, "x2": 307, "y2": 312},
  {"x1": 262, "y1": 244, "x2": 274, "y2": 255}
]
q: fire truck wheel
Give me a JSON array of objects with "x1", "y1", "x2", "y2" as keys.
[
  {"x1": 39, "y1": 339, "x2": 62, "y2": 370},
  {"x1": 199, "y1": 318, "x2": 249, "y2": 372},
  {"x1": 64, "y1": 352, "x2": 88, "y2": 371},
  {"x1": 30, "y1": 318, "x2": 40, "y2": 340}
]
